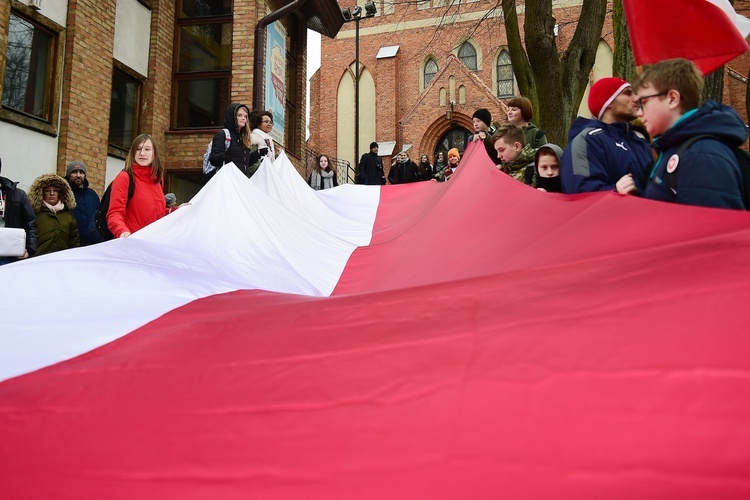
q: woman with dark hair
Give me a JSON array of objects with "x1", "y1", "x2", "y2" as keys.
[
  {"x1": 418, "y1": 154, "x2": 434, "y2": 181},
  {"x1": 507, "y1": 96, "x2": 548, "y2": 149},
  {"x1": 308, "y1": 154, "x2": 338, "y2": 190},
  {"x1": 107, "y1": 134, "x2": 171, "y2": 239},
  {"x1": 250, "y1": 110, "x2": 277, "y2": 163},
  {"x1": 208, "y1": 103, "x2": 268, "y2": 179}
]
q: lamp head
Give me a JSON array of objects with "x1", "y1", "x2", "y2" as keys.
[
  {"x1": 341, "y1": 7, "x2": 352, "y2": 21},
  {"x1": 352, "y1": 6, "x2": 362, "y2": 18},
  {"x1": 365, "y1": 1, "x2": 377, "y2": 17}
]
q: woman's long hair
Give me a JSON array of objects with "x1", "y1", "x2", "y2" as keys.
[
  {"x1": 124, "y1": 133, "x2": 164, "y2": 182},
  {"x1": 317, "y1": 154, "x2": 336, "y2": 173}
]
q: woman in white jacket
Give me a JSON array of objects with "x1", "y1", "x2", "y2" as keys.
[{"x1": 249, "y1": 110, "x2": 277, "y2": 162}]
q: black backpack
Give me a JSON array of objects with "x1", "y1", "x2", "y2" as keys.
[
  {"x1": 665, "y1": 134, "x2": 750, "y2": 209},
  {"x1": 94, "y1": 170, "x2": 135, "y2": 240}
]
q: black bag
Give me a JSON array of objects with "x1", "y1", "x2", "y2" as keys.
[{"x1": 94, "y1": 170, "x2": 135, "y2": 240}]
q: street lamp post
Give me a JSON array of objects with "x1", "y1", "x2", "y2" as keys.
[{"x1": 341, "y1": 2, "x2": 377, "y2": 171}]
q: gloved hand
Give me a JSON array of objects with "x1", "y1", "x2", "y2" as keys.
[{"x1": 258, "y1": 147, "x2": 269, "y2": 157}]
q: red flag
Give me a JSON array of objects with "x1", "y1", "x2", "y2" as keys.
[
  {"x1": 3, "y1": 145, "x2": 750, "y2": 497},
  {"x1": 624, "y1": 0, "x2": 750, "y2": 75}
]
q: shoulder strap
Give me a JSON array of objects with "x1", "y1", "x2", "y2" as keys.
[
  {"x1": 126, "y1": 169, "x2": 136, "y2": 206},
  {"x1": 223, "y1": 128, "x2": 231, "y2": 149}
]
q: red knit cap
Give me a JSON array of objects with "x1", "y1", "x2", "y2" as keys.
[{"x1": 588, "y1": 77, "x2": 631, "y2": 120}]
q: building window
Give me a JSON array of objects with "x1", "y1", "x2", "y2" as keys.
[
  {"x1": 109, "y1": 65, "x2": 143, "y2": 152},
  {"x1": 458, "y1": 41, "x2": 477, "y2": 71},
  {"x1": 2, "y1": 12, "x2": 56, "y2": 122},
  {"x1": 497, "y1": 50, "x2": 514, "y2": 98},
  {"x1": 435, "y1": 126, "x2": 472, "y2": 158},
  {"x1": 424, "y1": 58, "x2": 438, "y2": 87},
  {"x1": 173, "y1": 0, "x2": 232, "y2": 129}
]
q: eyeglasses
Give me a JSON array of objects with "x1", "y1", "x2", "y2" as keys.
[
  {"x1": 636, "y1": 92, "x2": 668, "y2": 111},
  {"x1": 262, "y1": 120, "x2": 273, "y2": 125}
]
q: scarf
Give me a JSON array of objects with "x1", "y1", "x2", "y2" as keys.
[
  {"x1": 535, "y1": 175, "x2": 562, "y2": 193},
  {"x1": 309, "y1": 169, "x2": 336, "y2": 190},
  {"x1": 43, "y1": 200, "x2": 65, "y2": 214}
]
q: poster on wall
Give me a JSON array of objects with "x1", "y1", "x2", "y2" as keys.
[{"x1": 265, "y1": 21, "x2": 286, "y2": 146}]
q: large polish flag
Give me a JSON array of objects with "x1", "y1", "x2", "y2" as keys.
[
  {"x1": 2, "y1": 143, "x2": 750, "y2": 498},
  {"x1": 624, "y1": 0, "x2": 750, "y2": 75}
]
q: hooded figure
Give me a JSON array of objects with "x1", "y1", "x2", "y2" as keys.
[
  {"x1": 28, "y1": 174, "x2": 79, "y2": 256},
  {"x1": 208, "y1": 103, "x2": 266, "y2": 178},
  {"x1": 533, "y1": 144, "x2": 564, "y2": 193}
]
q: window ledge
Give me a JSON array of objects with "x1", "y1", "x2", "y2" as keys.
[{"x1": 0, "y1": 108, "x2": 57, "y2": 137}]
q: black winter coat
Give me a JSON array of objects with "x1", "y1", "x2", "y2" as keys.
[
  {"x1": 209, "y1": 103, "x2": 264, "y2": 178},
  {"x1": 0, "y1": 176, "x2": 37, "y2": 257}
]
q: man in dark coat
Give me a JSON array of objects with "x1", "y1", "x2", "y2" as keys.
[
  {"x1": 561, "y1": 77, "x2": 653, "y2": 195},
  {"x1": 357, "y1": 142, "x2": 385, "y2": 185},
  {"x1": 0, "y1": 159, "x2": 36, "y2": 264},
  {"x1": 66, "y1": 160, "x2": 102, "y2": 246}
]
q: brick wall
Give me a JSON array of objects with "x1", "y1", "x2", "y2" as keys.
[{"x1": 58, "y1": 0, "x2": 118, "y2": 191}]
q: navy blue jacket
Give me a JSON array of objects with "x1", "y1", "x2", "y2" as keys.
[
  {"x1": 643, "y1": 101, "x2": 748, "y2": 210},
  {"x1": 561, "y1": 117, "x2": 652, "y2": 194},
  {"x1": 69, "y1": 177, "x2": 102, "y2": 246}
]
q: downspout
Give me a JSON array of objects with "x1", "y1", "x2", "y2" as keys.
[{"x1": 253, "y1": 0, "x2": 307, "y2": 111}]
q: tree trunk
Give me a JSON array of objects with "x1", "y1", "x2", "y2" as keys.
[
  {"x1": 502, "y1": 0, "x2": 607, "y2": 147},
  {"x1": 612, "y1": 0, "x2": 636, "y2": 82},
  {"x1": 703, "y1": 69, "x2": 725, "y2": 104}
]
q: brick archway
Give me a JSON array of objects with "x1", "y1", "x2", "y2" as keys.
[{"x1": 419, "y1": 112, "x2": 474, "y2": 160}]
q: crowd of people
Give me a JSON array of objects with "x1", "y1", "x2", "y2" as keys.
[
  {"x1": 354, "y1": 58, "x2": 749, "y2": 212},
  {"x1": 1, "y1": 58, "x2": 747, "y2": 265}
]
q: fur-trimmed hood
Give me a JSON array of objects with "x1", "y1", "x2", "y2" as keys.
[{"x1": 28, "y1": 174, "x2": 77, "y2": 212}]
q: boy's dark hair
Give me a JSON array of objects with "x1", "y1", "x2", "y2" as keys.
[
  {"x1": 634, "y1": 58, "x2": 704, "y2": 114},
  {"x1": 507, "y1": 96, "x2": 533, "y2": 122},
  {"x1": 492, "y1": 123, "x2": 526, "y2": 147}
]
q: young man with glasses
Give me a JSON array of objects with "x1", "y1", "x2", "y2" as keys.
[
  {"x1": 635, "y1": 58, "x2": 747, "y2": 210},
  {"x1": 561, "y1": 77, "x2": 653, "y2": 195}
]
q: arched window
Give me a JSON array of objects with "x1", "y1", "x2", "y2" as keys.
[
  {"x1": 424, "y1": 58, "x2": 438, "y2": 86},
  {"x1": 458, "y1": 42, "x2": 477, "y2": 71},
  {"x1": 497, "y1": 50, "x2": 514, "y2": 98},
  {"x1": 435, "y1": 125, "x2": 473, "y2": 159}
]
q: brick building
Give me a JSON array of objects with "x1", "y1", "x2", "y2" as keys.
[
  {"x1": 308, "y1": 1, "x2": 750, "y2": 181},
  {"x1": 0, "y1": 0, "x2": 343, "y2": 198}
]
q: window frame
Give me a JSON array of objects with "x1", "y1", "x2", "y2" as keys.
[
  {"x1": 496, "y1": 49, "x2": 514, "y2": 98},
  {"x1": 0, "y1": 3, "x2": 64, "y2": 136},
  {"x1": 423, "y1": 58, "x2": 438, "y2": 88},
  {"x1": 458, "y1": 41, "x2": 477, "y2": 71},
  {"x1": 171, "y1": 0, "x2": 233, "y2": 130},
  {"x1": 108, "y1": 61, "x2": 145, "y2": 157}
]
